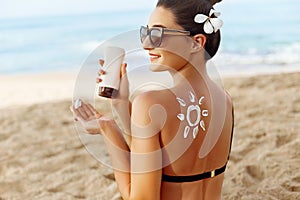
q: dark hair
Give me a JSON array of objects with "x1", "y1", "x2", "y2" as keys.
[{"x1": 156, "y1": 0, "x2": 222, "y2": 60}]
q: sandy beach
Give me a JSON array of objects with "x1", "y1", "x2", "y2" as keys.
[{"x1": 0, "y1": 71, "x2": 299, "y2": 200}]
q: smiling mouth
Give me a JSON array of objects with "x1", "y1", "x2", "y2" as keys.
[{"x1": 149, "y1": 53, "x2": 161, "y2": 61}]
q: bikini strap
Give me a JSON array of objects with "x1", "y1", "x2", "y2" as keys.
[{"x1": 162, "y1": 163, "x2": 227, "y2": 183}]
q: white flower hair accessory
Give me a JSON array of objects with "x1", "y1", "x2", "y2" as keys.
[{"x1": 194, "y1": 9, "x2": 223, "y2": 34}]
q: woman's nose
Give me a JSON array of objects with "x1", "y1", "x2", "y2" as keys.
[{"x1": 142, "y1": 36, "x2": 154, "y2": 50}]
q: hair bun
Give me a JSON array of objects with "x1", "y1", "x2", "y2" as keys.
[{"x1": 209, "y1": 0, "x2": 222, "y2": 6}]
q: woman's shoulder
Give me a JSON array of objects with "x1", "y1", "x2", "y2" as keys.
[
  {"x1": 131, "y1": 89, "x2": 176, "y2": 121},
  {"x1": 132, "y1": 89, "x2": 175, "y2": 106},
  {"x1": 131, "y1": 90, "x2": 173, "y2": 136}
]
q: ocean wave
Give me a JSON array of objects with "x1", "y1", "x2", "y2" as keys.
[{"x1": 214, "y1": 43, "x2": 300, "y2": 67}]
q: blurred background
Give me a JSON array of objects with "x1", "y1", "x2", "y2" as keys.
[{"x1": 1, "y1": 0, "x2": 299, "y2": 75}]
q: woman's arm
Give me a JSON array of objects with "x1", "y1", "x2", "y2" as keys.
[
  {"x1": 71, "y1": 95, "x2": 163, "y2": 200},
  {"x1": 98, "y1": 119, "x2": 132, "y2": 197},
  {"x1": 102, "y1": 93, "x2": 163, "y2": 200}
]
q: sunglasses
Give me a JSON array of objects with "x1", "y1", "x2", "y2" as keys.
[{"x1": 140, "y1": 26, "x2": 190, "y2": 48}]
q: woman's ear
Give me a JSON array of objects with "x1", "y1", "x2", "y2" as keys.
[{"x1": 190, "y1": 34, "x2": 207, "y2": 53}]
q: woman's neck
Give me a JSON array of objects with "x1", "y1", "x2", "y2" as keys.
[{"x1": 171, "y1": 60, "x2": 208, "y2": 86}]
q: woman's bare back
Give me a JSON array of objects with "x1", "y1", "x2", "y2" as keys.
[{"x1": 150, "y1": 80, "x2": 233, "y2": 200}]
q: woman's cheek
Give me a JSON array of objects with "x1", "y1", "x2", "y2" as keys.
[
  {"x1": 161, "y1": 36, "x2": 191, "y2": 61},
  {"x1": 161, "y1": 52, "x2": 189, "y2": 70}
]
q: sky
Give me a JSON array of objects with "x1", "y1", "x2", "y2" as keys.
[
  {"x1": 0, "y1": 0, "x2": 266, "y2": 19},
  {"x1": 0, "y1": 0, "x2": 157, "y2": 19}
]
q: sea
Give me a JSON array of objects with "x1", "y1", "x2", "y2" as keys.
[{"x1": 0, "y1": 0, "x2": 299, "y2": 76}]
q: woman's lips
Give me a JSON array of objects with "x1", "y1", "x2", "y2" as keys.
[{"x1": 149, "y1": 53, "x2": 161, "y2": 61}]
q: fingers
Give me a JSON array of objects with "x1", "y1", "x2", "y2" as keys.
[
  {"x1": 98, "y1": 58, "x2": 127, "y2": 79},
  {"x1": 86, "y1": 128, "x2": 100, "y2": 135},
  {"x1": 86, "y1": 103, "x2": 96, "y2": 112},
  {"x1": 71, "y1": 100, "x2": 104, "y2": 135},
  {"x1": 71, "y1": 100, "x2": 98, "y2": 121},
  {"x1": 82, "y1": 103, "x2": 94, "y2": 118},
  {"x1": 98, "y1": 60, "x2": 127, "y2": 77},
  {"x1": 98, "y1": 69, "x2": 106, "y2": 76},
  {"x1": 96, "y1": 69, "x2": 107, "y2": 83},
  {"x1": 99, "y1": 59, "x2": 104, "y2": 66},
  {"x1": 97, "y1": 59, "x2": 105, "y2": 83},
  {"x1": 120, "y1": 63, "x2": 127, "y2": 77},
  {"x1": 74, "y1": 104, "x2": 89, "y2": 120},
  {"x1": 86, "y1": 103, "x2": 101, "y2": 117},
  {"x1": 96, "y1": 77, "x2": 102, "y2": 83},
  {"x1": 97, "y1": 68, "x2": 105, "y2": 83}
]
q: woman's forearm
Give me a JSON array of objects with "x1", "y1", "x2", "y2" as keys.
[
  {"x1": 112, "y1": 99, "x2": 132, "y2": 145},
  {"x1": 101, "y1": 121, "x2": 132, "y2": 199}
]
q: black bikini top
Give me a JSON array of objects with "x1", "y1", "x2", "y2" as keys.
[{"x1": 162, "y1": 107, "x2": 234, "y2": 183}]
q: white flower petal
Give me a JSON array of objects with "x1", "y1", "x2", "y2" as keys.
[
  {"x1": 209, "y1": 9, "x2": 214, "y2": 17},
  {"x1": 209, "y1": 9, "x2": 221, "y2": 17},
  {"x1": 214, "y1": 12, "x2": 221, "y2": 17},
  {"x1": 194, "y1": 14, "x2": 208, "y2": 23},
  {"x1": 204, "y1": 21, "x2": 214, "y2": 34},
  {"x1": 210, "y1": 18, "x2": 223, "y2": 32}
]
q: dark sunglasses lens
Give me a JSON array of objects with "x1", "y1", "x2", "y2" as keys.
[
  {"x1": 140, "y1": 27, "x2": 148, "y2": 43},
  {"x1": 150, "y1": 29, "x2": 162, "y2": 47}
]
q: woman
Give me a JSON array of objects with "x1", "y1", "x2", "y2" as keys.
[{"x1": 72, "y1": 0, "x2": 234, "y2": 199}]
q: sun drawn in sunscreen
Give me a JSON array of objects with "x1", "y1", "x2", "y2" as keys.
[{"x1": 176, "y1": 91, "x2": 208, "y2": 139}]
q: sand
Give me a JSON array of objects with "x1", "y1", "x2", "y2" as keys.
[{"x1": 0, "y1": 71, "x2": 299, "y2": 199}]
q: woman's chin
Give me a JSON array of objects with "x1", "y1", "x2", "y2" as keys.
[
  {"x1": 149, "y1": 59, "x2": 160, "y2": 70},
  {"x1": 149, "y1": 63, "x2": 164, "y2": 72},
  {"x1": 149, "y1": 63, "x2": 170, "y2": 72},
  {"x1": 149, "y1": 65, "x2": 163, "y2": 72}
]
